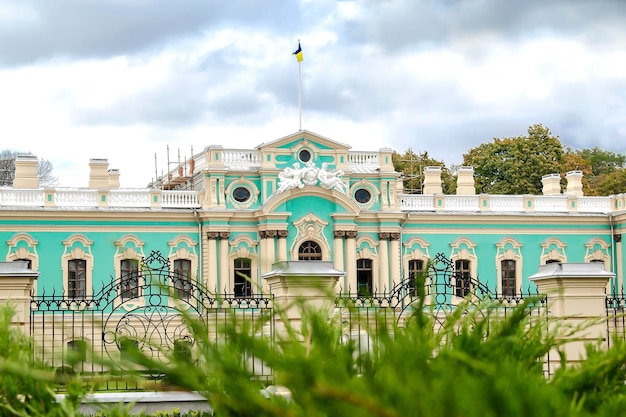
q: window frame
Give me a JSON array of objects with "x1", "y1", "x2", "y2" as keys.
[
  {"x1": 234, "y1": 258, "x2": 253, "y2": 297},
  {"x1": 68, "y1": 259, "x2": 87, "y2": 299},
  {"x1": 356, "y1": 258, "x2": 373, "y2": 296}
]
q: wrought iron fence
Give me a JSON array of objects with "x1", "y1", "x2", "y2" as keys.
[
  {"x1": 335, "y1": 253, "x2": 550, "y2": 377},
  {"x1": 31, "y1": 251, "x2": 274, "y2": 391},
  {"x1": 606, "y1": 289, "x2": 626, "y2": 348}
]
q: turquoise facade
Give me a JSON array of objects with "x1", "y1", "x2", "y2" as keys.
[{"x1": 1, "y1": 130, "x2": 624, "y2": 298}]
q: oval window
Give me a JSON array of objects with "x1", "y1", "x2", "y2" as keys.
[
  {"x1": 354, "y1": 188, "x2": 371, "y2": 204},
  {"x1": 233, "y1": 187, "x2": 251, "y2": 202},
  {"x1": 299, "y1": 149, "x2": 311, "y2": 163}
]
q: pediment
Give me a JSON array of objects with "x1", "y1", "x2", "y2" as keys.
[{"x1": 255, "y1": 130, "x2": 351, "y2": 152}]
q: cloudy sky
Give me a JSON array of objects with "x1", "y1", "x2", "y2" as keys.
[{"x1": 1, "y1": 0, "x2": 625, "y2": 188}]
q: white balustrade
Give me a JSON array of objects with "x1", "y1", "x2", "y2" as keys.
[
  {"x1": 0, "y1": 186, "x2": 617, "y2": 213},
  {"x1": 0, "y1": 188, "x2": 44, "y2": 207},
  {"x1": 162, "y1": 191, "x2": 200, "y2": 208},
  {"x1": 55, "y1": 189, "x2": 99, "y2": 207},
  {"x1": 533, "y1": 196, "x2": 568, "y2": 212},
  {"x1": 222, "y1": 150, "x2": 262, "y2": 169},
  {"x1": 348, "y1": 151, "x2": 380, "y2": 168},
  {"x1": 445, "y1": 196, "x2": 480, "y2": 212},
  {"x1": 577, "y1": 197, "x2": 611, "y2": 213},
  {"x1": 109, "y1": 190, "x2": 151, "y2": 208},
  {"x1": 489, "y1": 195, "x2": 525, "y2": 212},
  {"x1": 399, "y1": 195, "x2": 434, "y2": 211}
]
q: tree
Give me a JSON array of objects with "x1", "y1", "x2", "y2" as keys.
[
  {"x1": 574, "y1": 146, "x2": 626, "y2": 176},
  {"x1": 596, "y1": 169, "x2": 626, "y2": 195},
  {"x1": 393, "y1": 149, "x2": 456, "y2": 194},
  {"x1": 463, "y1": 124, "x2": 564, "y2": 194},
  {"x1": 563, "y1": 147, "x2": 626, "y2": 196},
  {"x1": 561, "y1": 151, "x2": 594, "y2": 195},
  {"x1": 0, "y1": 150, "x2": 58, "y2": 187}
]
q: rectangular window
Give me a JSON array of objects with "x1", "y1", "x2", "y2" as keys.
[
  {"x1": 455, "y1": 259, "x2": 471, "y2": 297},
  {"x1": 68, "y1": 259, "x2": 86, "y2": 299},
  {"x1": 407, "y1": 259, "x2": 424, "y2": 296},
  {"x1": 501, "y1": 259, "x2": 516, "y2": 297},
  {"x1": 357, "y1": 259, "x2": 373, "y2": 296},
  {"x1": 120, "y1": 259, "x2": 139, "y2": 300},
  {"x1": 174, "y1": 259, "x2": 192, "y2": 300},
  {"x1": 234, "y1": 258, "x2": 252, "y2": 297}
]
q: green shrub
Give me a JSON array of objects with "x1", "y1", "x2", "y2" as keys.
[{"x1": 0, "y1": 304, "x2": 84, "y2": 417}]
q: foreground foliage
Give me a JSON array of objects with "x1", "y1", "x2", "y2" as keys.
[
  {"x1": 3, "y1": 295, "x2": 626, "y2": 416},
  {"x1": 120, "y1": 297, "x2": 626, "y2": 417}
]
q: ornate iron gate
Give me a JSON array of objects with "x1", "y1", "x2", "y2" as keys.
[
  {"x1": 31, "y1": 250, "x2": 274, "y2": 390},
  {"x1": 335, "y1": 253, "x2": 549, "y2": 375}
]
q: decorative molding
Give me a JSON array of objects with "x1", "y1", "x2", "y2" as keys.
[{"x1": 333, "y1": 230, "x2": 346, "y2": 239}]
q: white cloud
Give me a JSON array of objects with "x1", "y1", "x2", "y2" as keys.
[{"x1": 1, "y1": 0, "x2": 625, "y2": 188}]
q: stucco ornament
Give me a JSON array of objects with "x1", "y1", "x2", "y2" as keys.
[{"x1": 276, "y1": 161, "x2": 348, "y2": 194}]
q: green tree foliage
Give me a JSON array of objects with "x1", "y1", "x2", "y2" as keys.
[
  {"x1": 392, "y1": 149, "x2": 456, "y2": 194},
  {"x1": 462, "y1": 124, "x2": 564, "y2": 194},
  {"x1": 115, "y1": 294, "x2": 626, "y2": 417},
  {"x1": 564, "y1": 147, "x2": 626, "y2": 196},
  {"x1": 0, "y1": 305, "x2": 84, "y2": 417},
  {"x1": 596, "y1": 169, "x2": 626, "y2": 195},
  {"x1": 0, "y1": 149, "x2": 58, "y2": 187},
  {"x1": 574, "y1": 146, "x2": 626, "y2": 176}
]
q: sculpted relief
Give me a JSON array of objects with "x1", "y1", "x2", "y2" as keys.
[{"x1": 276, "y1": 161, "x2": 348, "y2": 194}]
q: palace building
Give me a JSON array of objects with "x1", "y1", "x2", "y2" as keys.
[{"x1": 2, "y1": 130, "x2": 625, "y2": 299}]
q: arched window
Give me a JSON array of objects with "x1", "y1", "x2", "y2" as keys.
[
  {"x1": 298, "y1": 241, "x2": 322, "y2": 261},
  {"x1": 68, "y1": 259, "x2": 87, "y2": 299},
  {"x1": 234, "y1": 258, "x2": 252, "y2": 297},
  {"x1": 120, "y1": 259, "x2": 139, "y2": 300},
  {"x1": 455, "y1": 259, "x2": 471, "y2": 297},
  {"x1": 501, "y1": 259, "x2": 516, "y2": 297},
  {"x1": 407, "y1": 259, "x2": 424, "y2": 296},
  {"x1": 174, "y1": 259, "x2": 192, "y2": 300},
  {"x1": 357, "y1": 259, "x2": 373, "y2": 296}
]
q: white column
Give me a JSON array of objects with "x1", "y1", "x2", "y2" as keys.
[
  {"x1": 207, "y1": 232, "x2": 219, "y2": 291},
  {"x1": 277, "y1": 230, "x2": 288, "y2": 262},
  {"x1": 345, "y1": 231, "x2": 357, "y2": 293},
  {"x1": 390, "y1": 233, "x2": 401, "y2": 287},
  {"x1": 333, "y1": 231, "x2": 345, "y2": 291},
  {"x1": 378, "y1": 233, "x2": 389, "y2": 292},
  {"x1": 219, "y1": 232, "x2": 230, "y2": 293},
  {"x1": 266, "y1": 230, "x2": 276, "y2": 269}
]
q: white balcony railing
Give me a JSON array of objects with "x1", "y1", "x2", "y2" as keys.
[
  {"x1": 162, "y1": 191, "x2": 201, "y2": 208},
  {"x1": 0, "y1": 187, "x2": 617, "y2": 213}
]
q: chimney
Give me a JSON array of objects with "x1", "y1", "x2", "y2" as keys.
[
  {"x1": 89, "y1": 159, "x2": 110, "y2": 189},
  {"x1": 565, "y1": 170, "x2": 583, "y2": 196},
  {"x1": 108, "y1": 169, "x2": 120, "y2": 189},
  {"x1": 422, "y1": 166, "x2": 443, "y2": 194},
  {"x1": 13, "y1": 154, "x2": 39, "y2": 189},
  {"x1": 541, "y1": 173, "x2": 561, "y2": 195},
  {"x1": 456, "y1": 166, "x2": 475, "y2": 195}
]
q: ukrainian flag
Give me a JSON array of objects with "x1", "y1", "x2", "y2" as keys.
[{"x1": 293, "y1": 42, "x2": 303, "y2": 62}]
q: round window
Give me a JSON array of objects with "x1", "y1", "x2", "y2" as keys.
[
  {"x1": 354, "y1": 188, "x2": 371, "y2": 204},
  {"x1": 298, "y1": 149, "x2": 311, "y2": 163},
  {"x1": 233, "y1": 187, "x2": 251, "y2": 203}
]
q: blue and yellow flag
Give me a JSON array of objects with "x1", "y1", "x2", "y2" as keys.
[{"x1": 293, "y1": 42, "x2": 303, "y2": 62}]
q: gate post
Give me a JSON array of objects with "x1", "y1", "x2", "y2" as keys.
[
  {"x1": 0, "y1": 261, "x2": 39, "y2": 333},
  {"x1": 263, "y1": 261, "x2": 343, "y2": 338},
  {"x1": 530, "y1": 262, "x2": 613, "y2": 369}
]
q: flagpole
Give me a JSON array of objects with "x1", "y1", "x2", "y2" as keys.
[
  {"x1": 297, "y1": 40, "x2": 302, "y2": 131},
  {"x1": 298, "y1": 59, "x2": 302, "y2": 131}
]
